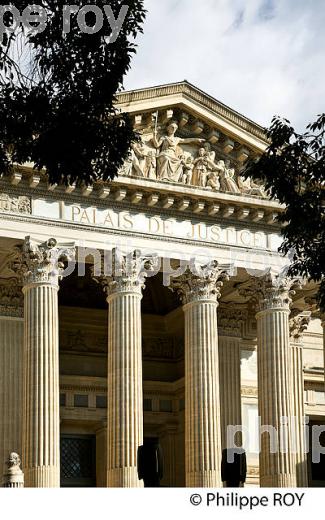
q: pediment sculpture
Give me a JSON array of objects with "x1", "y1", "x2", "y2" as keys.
[{"x1": 119, "y1": 121, "x2": 267, "y2": 199}]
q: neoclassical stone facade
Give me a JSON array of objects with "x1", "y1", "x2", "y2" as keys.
[{"x1": 0, "y1": 82, "x2": 324, "y2": 488}]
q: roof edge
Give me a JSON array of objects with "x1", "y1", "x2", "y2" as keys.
[{"x1": 116, "y1": 81, "x2": 268, "y2": 143}]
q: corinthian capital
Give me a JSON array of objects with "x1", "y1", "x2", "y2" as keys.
[
  {"x1": 169, "y1": 260, "x2": 230, "y2": 305},
  {"x1": 289, "y1": 311, "x2": 311, "y2": 342},
  {"x1": 10, "y1": 236, "x2": 76, "y2": 287},
  {"x1": 239, "y1": 271, "x2": 302, "y2": 313},
  {"x1": 0, "y1": 277, "x2": 23, "y2": 317},
  {"x1": 93, "y1": 248, "x2": 159, "y2": 298}
]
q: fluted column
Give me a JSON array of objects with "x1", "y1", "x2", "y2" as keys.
[
  {"x1": 0, "y1": 279, "x2": 23, "y2": 478},
  {"x1": 11, "y1": 237, "x2": 75, "y2": 487},
  {"x1": 170, "y1": 261, "x2": 229, "y2": 487},
  {"x1": 94, "y1": 249, "x2": 155, "y2": 487},
  {"x1": 322, "y1": 315, "x2": 325, "y2": 391},
  {"x1": 289, "y1": 312, "x2": 310, "y2": 487},
  {"x1": 240, "y1": 273, "x2": 299, "y2": 487},
  {"x1": 218, "y1": 307, "x2": 247, "y2": 450},
  {"x1": 305, "y1": 297, "x2": 325, "y2": 391}
]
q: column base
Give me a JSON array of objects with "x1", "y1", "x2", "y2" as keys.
[
  {"x1": 187, "y1": 470, "x2": 222, "y2": 488},
  {"x1": 24, "y1": 466, "x2": 60, "y2": 488},
  {"x1": 260, "y1": 474, "x2": 296, "y2": 488},
  {"x1": 107, "y1": 467, "x2": 143, "y2": 488}
]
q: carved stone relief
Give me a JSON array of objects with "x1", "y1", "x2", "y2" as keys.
[
  {"x1": 143, "y1": 336, "x2": 183, "y2": 360},
  {"x1": 60, "y1": 326, "x2": 183, "y2": 360},
  {"x1": 0, "y1": 277, "x2": 23, "y2": 317},
  {"x1": 60, "y1": 328, "x2": 107, "y2": 354},
  {"x1": 0, "y1": 193, "x2": 31, "y2": 214},
  {"x1": 119, "y1": 117, "x2": 267, "y2": 199}
]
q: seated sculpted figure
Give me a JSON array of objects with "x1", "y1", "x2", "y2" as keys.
[
  {"x1": 207, "y1": 170, "x2": 221, "y2": 191},
  {"x1": 152, "y1": 122, "x2": 204, "y2": 182},
  {"x1": 219, "y1": 160, "x2": 240, "y2": 193},
  {"x1": 120, "y1": 141, "x2": 147, "y2": 177},
  {"x1": 237, "y1": 174, "x2": 267, "y2": 198}
]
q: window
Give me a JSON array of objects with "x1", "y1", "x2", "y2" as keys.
[
  {"x1": 60, "y1": 394, "x2": 66, "y2": 407},
  {"x1": 143, "y1": 398, "x2": 152, "y2": 412},
  {"x1": 96, "y1": 395, "x2": 107, "y2": 409},
  {"x1": 74, "y1": 394, "x2": 88, "y2": 408},
  {"x1": 160, "y1": 400, "x2": 173, "y2": 412},
  {"x1": 60, "y1": 435, "x2": 96, "y2": 487}
]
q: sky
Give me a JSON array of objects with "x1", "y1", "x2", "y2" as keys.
[{"x1": 124, "y1": 0, "x2": 325, "y2": 131}]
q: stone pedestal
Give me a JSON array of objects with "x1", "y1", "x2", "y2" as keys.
[
  {"x1": 171, "y1": 262, "x2": 229, "y2": 487},
  {"x1": 94, "y1": 250, "x2": 154, "y2": 487},
  {"x1": 12, "y1": 237, "x2": 75, "y2": 488},
  {"x1": 240, "y1": 273, "x2": 298, "y2": 487},
  {"x1": 0, "y1": 279, "x2": 23, "y2": 478}
]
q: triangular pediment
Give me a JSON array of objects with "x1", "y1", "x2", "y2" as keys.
[{"x1": 116, "y1": 81, "x2": 268, "y2": 199}]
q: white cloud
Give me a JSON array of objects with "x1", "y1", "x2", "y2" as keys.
[{"x1": 124, "y1": 0, "x2": 325, "y2": 130}]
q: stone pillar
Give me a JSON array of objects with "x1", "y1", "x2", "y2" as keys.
[
  {"x1": 94, "y1": 249, "x2": 155, "y2": 487},
  {"x1": 12, "y1": 237, "x2": 75, "y2": 488},
  {"x1": 170, "y1": 261, "x2": 229, "y2": 487},
  {"x1": 305, "y1": 297, "x2": 325, "y2": 391},
  {"x1": 289, "y1": 312, "x2": 311, "y2": 487},
  {"x1": 322, "y1": 314, "x2": 325, "y2": 391},
  {"x1": 240, "y1": 273, "x2": 299, "y2": 487},
  {"x1": 218, "y1": 307, "x2": 247, "y2": 451},
  {"x1": 2, "y1": 453, "x2": 24, "y2": 488},
  {"x1": 0, "y1": 279, "x2": 23, "y2": 478}
]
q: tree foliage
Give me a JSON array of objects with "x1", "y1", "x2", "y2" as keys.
[
  {"x1": 245, "y1": 115, "x2": 325, "y2": 310},
  {"x1": 0, "y1": 1, "x2": 146, "y2": 185}
]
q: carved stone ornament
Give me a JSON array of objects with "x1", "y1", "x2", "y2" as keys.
[
  {"x1": 60, "y1": 328, "x2": 107, "y2": 354},
  {"x1": 143, "y1": 335, "x2": 183, "y2": 360},
  {"x1": 169, "y1": 260, "x2": 230, "y2": 305},
  {"x1": 289, "y1": 311, "x2": 312, "y2": 342},
  {"x1": 93, "y1": 248, "x2": 159, "y2": 297},
  {"x1": 7, "y1": 452, "x2": 21, "y2": 470},
  {"x1": 9, "y1": 236, "x2": 76, "y2": 287},
  {"x1": 2, "y1": 453, "x2": 24, "y2": 488},
  {"x1": 0, "y1": 193, "x2": 31, "y2": 214},
  {"x1": 218, "y1": 306, "x2": 249, "y2": 337},
  {"x1": 238, "y1": 270, "x2": 302, "y2": 313},
  {"x1": 118, "y1": 115, "x2": 267, "y2": 199},
  {"x1": 0, "y1": 277, "x2": 23, "y2": 317}
]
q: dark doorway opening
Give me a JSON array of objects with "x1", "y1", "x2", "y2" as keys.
[
  {"x1": 308, "y1": 418, "x2": 325, "y2": 487},
  {"x1": 60, "y1": 434, "x2": 96, "y2": 487}
]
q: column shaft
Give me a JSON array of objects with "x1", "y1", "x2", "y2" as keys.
[
  {"x1": 22, "y1": 284, "x2": 60, "y2": 487},
  {"x1": 184, "y1": 300, "x2": 222, "y2": 487},
  {"x1": 322, "y1": 318, "x2": 325, "y2": 391},
  {"x1": 0, "y1": 317, "x2": 23, "y2": 477},
  {"x1": 257, "y1": 308, "x2": 296, "y2": 487},
  {"x1": 219, "y1": 336, "x2": 242, "y2": 450},
  {"x1": 290, "y1": 341, "x2": 308, "y2": 486},
  {"x1": 107, "y1": 292, "x2": 143, "y2": 487}
]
